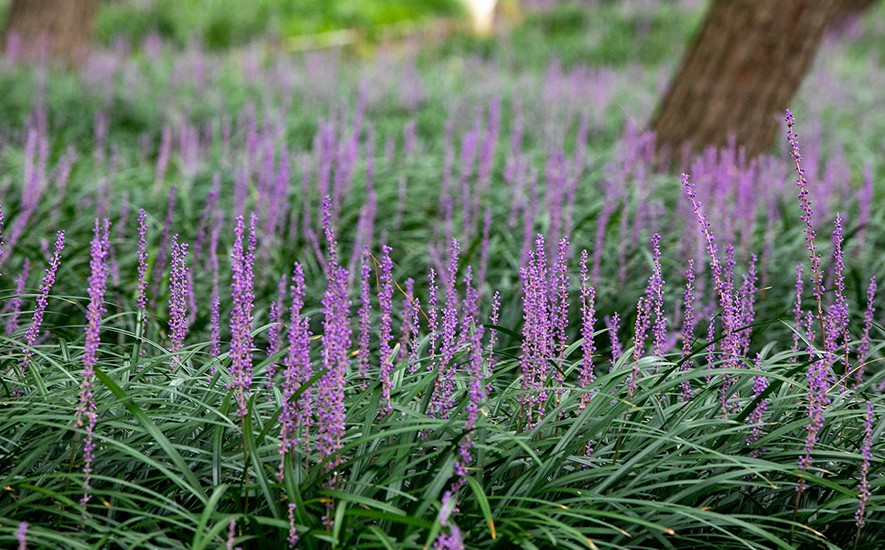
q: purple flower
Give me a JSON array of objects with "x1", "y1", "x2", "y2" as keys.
[
  {"x1": 856, "y1": 401, "x2": 874, "y2": 528},
  {"x1": 76, "y1": 219, "x2": 111, "y2": 511},
  {"x1": 579, "y1": 250, "x2": 597, "y2": 409},
  {"x1": 628, "y1": 296, "x2": 649, "y2": 400},
  {"x1": 193, "y1": 174, "x2": 220, "y2": 265},
  {"x1": 288, "y1": 503, "x2": 299, "y2": 548},
  {"x1": 167, "y1": 236, "x2": 189, "y2": 366},
  {"x1": 265, "y1": 273, "x2": 288, "y2": 388},
  {"x1": 422, "y1": 268, "x2": 439, "y2": 375},
  {"x1": 798, "y1": 313, "x2": 827, "y2": 494},
  {"x1": 487, "y1": 290, "x2": 501, "y2": 384},
  {"x1": 379, "y1": 245, "x2": 395, "y2": 411},
  {"x1": 746, "y1": 354, "x2": 768, "y2": 456},
  {"x1": 605, "y1": 313, "x2": 623, "y2": 372},
  {"x1": 855, "y1": 277, "x2": 876, "y2": 387},
  {"x1": 18, "y1": 233, "x2": 64, "y2": 384},
  {"x1": 15, "y1": 521, "x2": 27, "y2": 550},
  {"x1": 552, "y1": 237, "x2": 570, "y2": 376},
  {"x1": 830, "y1": 213, "x2": 850, "y2": 380},
  {"x1": 786, "y1": 110, "x2": 824, "y2": 335},
  {"x1": 398, "y1": 278, "x2": 418, "y2": 365},
  {"x1": 433, "y1": 525, "x2": 464, "y2": 550},
  {"x1": 149, "y1": 185, "x2": 177, "y2": 310},
  {"x1": 790, "y1": 263, "x2": 803, "y2": 361},
  {"x1": 478, "y1": 207, "x2": 492, "y2": 294},
  {"x1": 209, "y1": 210, "x2": 224, "y2": 362},
  {"x1": 455, "y1": 267, "x2": 485, "y2": 482},
  {"x1": 226, "y1": 518, "x2": 238, "y2": 550},
  {"x1": 316, "y1": 200, "x2": 351, "y2": 528},
  {"x1": 680, "y1": 260, "x2": 696, "y2": 403},
  {"x1": 429, "y1": 240, "x2": 461, "y2": 422},
  {"x1": 5, "y1": 258, "x2": 31, "y2": 334},
  {"x1": 519, "y1": 235, "x2": 552, "y2": 426},
  {"x1": 277, "y1": 263, "x2": 313, "y2": 482},
  {"x1": 228, "y1": 214, "x2": 257, "y2": 419},
  {"x1": 591, "y1": 181, "x2": 616, "y2": 287},
  {"x1": 737, "y1": 255, "x2": 758, "y2": 357},
  {"x1": 154, "y1": 126, "x2": 172, "y2": 192},
  {"x1": 356, "y1": 250, "x2": 372, "y2": 385},
  {"x1": 136, "y1": 210, "x2": 149, "y2": 312},
  {"x1": 648, "y1": 234, "x2": 666, "y2": 357}
]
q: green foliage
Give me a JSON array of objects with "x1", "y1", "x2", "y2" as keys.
[{"x1": 90, "y1": 0, "x2": 463, "y2": 49}]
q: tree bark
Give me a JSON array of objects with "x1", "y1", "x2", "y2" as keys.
[
  {"x1": 651, "y1": 0, "x2": 874, "y2": 159},
  {"x1": 3, "y1": 0, "x2": 99, "y2": 62}
]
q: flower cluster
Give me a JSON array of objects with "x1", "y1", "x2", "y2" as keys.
[
  {"x1": 5, "y1": 258, "x2": 30, "y2": 334},
  {"x1": 75, "y1": 219, "x2": 111, "y2": 510},
  {"x1": 167, "y1": 235, "x2": 189, "y2": 366},
  {"x1": 378, "y1": 245, "x2": 395, "y2": 411},
  {"x1": 228, "y1": 214, "x2": 257, "y2": 418},
  {"x1": 277, "y1": 262, "x2": 313, "y2": 481},
  {"x1": 19, "y1": 232, "x2": 64, "y2": 385}
]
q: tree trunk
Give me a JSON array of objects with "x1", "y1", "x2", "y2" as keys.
[
  {"x1": 3, "y1": 0, "x2": 99, "y2": 63},
  {"x1": 651, "y1": 0, "x2": 869, "y2": 159}
]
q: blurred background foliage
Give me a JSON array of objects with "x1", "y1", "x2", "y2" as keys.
[{"x1": 0, "y1": 0, "x2": 707, "y2": 66}]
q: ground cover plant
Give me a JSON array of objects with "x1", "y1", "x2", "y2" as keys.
[{"x1": 1, "y1": 3, "x2": 885, "y2": 549}]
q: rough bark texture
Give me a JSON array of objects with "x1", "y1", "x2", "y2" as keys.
[
  {"x1": 652, "y1": 0, "x2": 855, "y2": 159},
  {"x1": 3, "y1": 0, "x2": 99, "y2": 62}
]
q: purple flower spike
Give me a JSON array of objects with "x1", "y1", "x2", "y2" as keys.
[
  {"x1": 288, "y1": 503, "x2": 299, "y2": 548},
  {"x1": 856, "y1": 401, "x2": 874, "y2": 529},
  {"x1": 193, "y1": 174, "x2": 220, "y2": 265},
  {"x1": 317, "y1": 262, "x2": 351, "y2": 530},
  {"x1": 790, "y1": 263, "x2": 803, "y2": 361},
  {"x1": 455, "y1": 266, "x2": 485, "y2": 482},
  {"x1": 136, "y1": 210, "x2": 149, "y2": 312},
  {"x1": 209, "y1": 210, "x2": 224, "y2": 363},
  {"x1": 226, "y1": 518, "x2": 237, "y2": 550},
  {"x1": 680, "y1": 260, "x2": 696, "y2": 403},
  {"x1": 16, "y1": 521, "x2": 27, "y2": 550},
  {"x1": 786, "y1": 110, "x2": 824, "y2": 335},
  {"x1": 629, "y1": 296, "x2": 650, "y2": 400},
  {"x1": 855, "y1": 277, "x2": 876, "y2": 387},
  {"x1": 397, "y1": 278, "x2": 418, "y2": 366},
  {"x1": 486, "y1": 290, "x2": 501, "y2": 385},
  {"x1": 5, "y1": 258, "x2": 31, "y2": 334},
  {"x1": 579, "y1": 250, "x2": 597, "y2": 409},
  {"x1": 228, "y1": 214, "x2": 257, "y2": 419},
  {"x1": 478, "y1": 207, "x2": 492, "y2": 294},
  {"x1": 150, "y1": 185, "x2": 177, "y2": 310},
  {"x1": 830, "y1": 213, "x2": 850, "y2": 382},
  {"x1": 648, "y1": 234, "x2": 666, "y2": 357},
  {"x1": 356, "y1": 250, "x2": 372, "y2": 385},
  {"x1": 278, "y1": 263, "x2": 313, "y2": 482},
  {"x1": 518, "y1": 234, "x2": 551, "y2": 427},
  {"x1": 423, "y1": 269, "x2": 439, "y2": 375},
  {"x1": 315, "y1": 200, "x2": 351, "y2": 527},
  {"x1": 167, "y1": 236, "x2": 189, "y2": 368},
  {"x1": 76, "y1": 219, "x2": 111, "y2": 512},
  {"x1": 265, "y1": 273, "x2": 288, "y2": 388},
  {"x1": 429, "y1": 240, "x2": 462, "y2": 422},
  {"x1": 606, "y1": 313, "x2": 623, "y2": 372},
  {"x1": 433, "y1": 524, "x2": 464, "y2": 550},
  {"x1": 379, "y1": 245, "x2": 395, "y2": 411},
  {"x1": 18, "y1": 233, "x2": 64, "y2": 384},
  {"x1": 746, "y1": 354, "x2": 768, "y2": 457}
]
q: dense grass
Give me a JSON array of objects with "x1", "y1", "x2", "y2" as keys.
[{"x1": 1, "y1": 2, "x2": 885, "y2": 549}]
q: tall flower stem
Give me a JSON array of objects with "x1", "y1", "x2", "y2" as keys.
[{"x1": 785, "y1": 110, "x2": 825, "y2": 339}]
